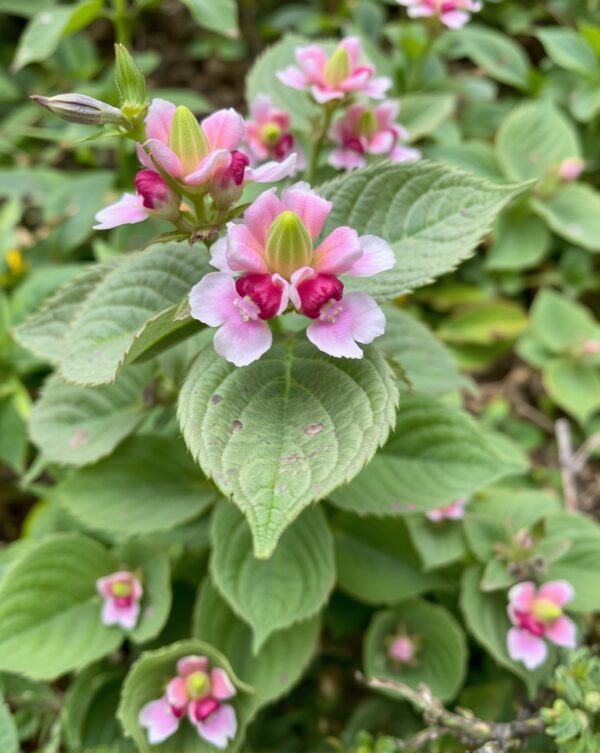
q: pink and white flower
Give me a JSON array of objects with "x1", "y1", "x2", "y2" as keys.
[
  {"x1": 94, "y1": 169, "x2": 180, "y2": 230},
  {"x1": 397, "y1": 0, "x2": 482, "y2": 29},
  {"x1": 425, "y1": 498, "x2": 469, "y2": 523},
  {"x1": 138, "y1": 654, "x2": 237, "y2": 748},
  {"x1": 277, "y1": 37, "x2": 391, "y2": 104},
  {"x1": 189, "y1": 182, "x2": 394, "y2": 366},
  {"x1": 329, "y1": 101, "x2": 420, "y2": 170},
  {"x1": 96, "y1": 571, "x2": 143, "y2": 630},
  {"x1": 137, "y1": 99, "x2": 296, "y2": 209},
  {"x1": 244, "y1": 94, "x2": 304, "y2": 171},
  {"x1": 507, "y1": 581, "x2": 577, "y2": 670}
]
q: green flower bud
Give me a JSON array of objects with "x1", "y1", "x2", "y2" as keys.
[
  {"x1": 260, "y1": 122, "x2": 282, "y2": 145},
  {"x1": 357, "y1": 109, "x2": 378, "y2": 138},
  {"x1": 324, "y1": 46, "x2": 351, "y2": 87},
  {"x1": 265, "y1": 211, "x2": 313, "y2": 278},
  {"x1": 531, "y1": 597, "x2": 562, "y2": 623},
  {"x1": 169, "y1": 106, "x2": 210, "y2": 176},
  {"x1": 114, "y1": 44, "x2": 148, "y2": 117},
  {"x1": 185, "y1": 671, "x2": 210, "y2": 699},
  {"x1": 30, "y1": 94, "x2": 128, "y2": 127},
  {"x1": 112, "y1": 581, "x2": 133, "y2": 598}
]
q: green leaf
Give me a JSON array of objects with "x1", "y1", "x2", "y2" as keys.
[
  {"x1": 12, "y1": 0, "x2": 103, "y2": 71},
  {"x1": 404, "y1": 514, "x2": 467, "y2": 571},
  {"x1": 378, "y1": 305, "x2": 466, "y2": 396},
  {"x1": 0, "y1": 534, "x2": 121, "y2": 680},
  {"x1": 0, "y1": 394, "x2": 28, "y2": 473},
  {"x1": 537, "y1": 28, "x2": 597, "y2": 76},
  {"x1": 193, "y1": 578, "x2": 319, "y2": 715},
  {"x1": 428, "y1": 142, "x2": 505, "y2": 182},
  {"x1": 13, "y1": 260, "x2": 122, "y2": 364},
  {"x1": 460, "y1": 566, "x2": 552, "y2": 696},
  {"x1": 334, "y1": 514, "x2": 448, "y2": 605},
  {"x1": 318, "y1": 161, "x2": 526, "y2": 299},
  {"x1": 532, "y1": 184, "x2": 600, "y2": 252},
  {"x1": 0, "y1": 697, "x2": 18, "y2": 753},
  {"x1": 118, "y1": 640, "x2": 253, "y2": 753},
  {"x1": 496, "y1": 101, "x2": 581, "y2": 181},
  {"x1": 178, "y1": 339, "x2": 397, "y2": 558},
  {"x1": 451, "y1": 24, "x2": 531, "y2": 89},
  {"x1": 546, "y1": 516, "x2": 600, "y2": 612},
  {"x1": 398, "y1": 93, "x2": 456, "y2": 141},
  {"x1": 437, "y1": 302, "x2": 528, "y2": 345},
  {"x1": 570, "y1": 80, "x2": 600, "y2": 121},
  {"x1": 486, "y1": 211, "x2": 550, "y2": 271},
  {"x1": 29, "y1": 364, "x2": 153, "y2": 467},
  {"x1": 529, "y1": 289, "x2": 600, "y2": 354},
  {"x1": 211, "y1": 504, "x2": 334, "y2": 652},
  {"x1": 329, "y1": 394, "x2": 524, "y2": 516},
  {"x1": 544, "y1": 358, "x2": 600, "y2": 424},
  {"x1": 180, "y1": 0, "x2": 239, "y2": 37},
  {"x1": 364, "y1": 599, "x2": 467, "y2": 701},
  {"x1": 56, "y1": 435, "x2": 218, "y2": 535},
  {"x1": 59, "y1": 243, "x2": 209, "y2": 386}
]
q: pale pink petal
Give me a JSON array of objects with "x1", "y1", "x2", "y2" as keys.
[
  {"x1": 177, "y1": 655, "x2": 209, "y2": 676},
  {"x1": 211, "y1": 668, "x2": 236, "y2": 700},
  {"x1": 246, "y1": 153, "x2": 297, "y2": 183},
  {"x1": 227, "y1": 224, "x2": 269, "y2": 273},
  {"x1": 189, "y1": 272, "x2": 239, "y2": 327},
  {"x1": 364, "y1": 76, "x2": 393, "y2": 99},
  {"x1": 507, "y1": 627, "x2": 548, "y2": 670},
  {"x1": 144, "y1": 138, "x2": 183, "y2": 179},
  {"x1": 243, "y1": 187, "x2": 284, "y2": 246},
  {"x1": 131, "y1": 577, "x2": 143, "y2": 601},
  {"x1": 139, "y1": 697, "x2": 180, "y2": 745},
  {"x1": 339, "y1": 68, "x2": 373, "y2": 93},
  {"x1": 538, "y1": 581, "x2": 575, "y2": 607},
  {"x1": 281, "y1": 182, "x2": 332, "y2": 238},
  {"x1": 390, "y1": 145, "x2": 421, "y2": 163},
  {"x1": 96, "y1": 573, "x2": 118, "y2": 598},
  {"x1": 136, "y1": 142, "x2": 155, "y2": 170},
  {"x1": 311, "y1": 85, "x2": 344, "y2": 103},
  {"x1": 202, "y1": 109, "x2": 245, "y2": 151},
  {"x1": 101, "y1": 599, "x2": 122, "y2": 626},
  {"x1": 347, "y1": 235, "x2": 395, "y2": 277},
  {"x1": 407, "y1": 5, "x2": 435, "y2": 16},
  {"x1": 115, "y1": 601, "x2": 140, "y2": 630},
  {"x1": 250, "y1": 94, "x2": 273, "y2": 122},
  {"x1": 306, "y1": 292, "x2": 386, "y2": 359},
  {"x1": 375, "y1": 101, "x2": 399, "y2": 129},
  {"x1": 368, "y1": 130, "x2": 396, "y2": 154},
  {"x1": 210, "y1": 236, "x2": 235, "y2": 273},
  {"x1": 276, "y1": 66, "x2": 309, "y2": 90},
  {"x1": 296, "y1": 45, "x2": 328, "y2": 81},
  {"x1": 184, "y1": 149, "x2": 232, "y2": 185},
  {"x1": 425, "y1": 509, "x2": 444, "y2": 522},
  {"x1": 441, "y1": 10, "x2": 470, "y2": 28},
  {"x1": 339, "y1": 37, "x2": 361, "y2": 68},
  {"x1": 329, "y1": 148, "x2": 366, "y2": 170},
  {"x1": 93, "y1": 194, "x2": 147, "y2": 230},
  {"x1": 314, "y1": 226, "x2": 362, "y2": 275},
  {"x1": 508, "y1": 581, "x2": 536, "y2": 613},
  {"x1": 196, "y1": 704, "x2": 237, "y2": 749},
  {"x1": 545, "y1": 616, "x2": 577, "y2": 648},
  {"x1": 166, "y1": 677, "x2": 188, "y2": 708},
  {"x1": 214, "y1": 316, "x2": 272, "y2": 367},
  {"x1": 146, "y1": 98, "x2": 177, "y2": 143}
]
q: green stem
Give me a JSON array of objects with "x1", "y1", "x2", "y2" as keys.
[
  {"x1": 306, "y1": 105, "x2": 335, "y2": 183},
  {"x1": 112, "y1": 0, "x2": 130, "y2": 46}
]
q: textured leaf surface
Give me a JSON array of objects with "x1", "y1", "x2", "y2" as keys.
[
  {"x1": 532, "y1": 183, "x2": 600, "y2": 252},
  {"x1": 319, "y1": 161, "x2": 525, "y2": 299},
  {"x1": 29, "y1": 364, "x2": 153, "y2": 466},
  {"x1": 364, "y1": 599, "x2": 467, "y2": 701},
  {"x1": 178, "y1": 340, "x2": 397, "y2": 558},
  {"x1": 0, "y1": 534, "x2": 121, "y2": 679},
  {"x1": 56, "y1": 435, "x2": 218, "y2": 535},
  {"x1": 211, "y1": 504, "x2": 334, "y2": 651},
  {"x1": 193, "y1": 578, "x2": 319, "y2": 715},
  {"x1": 60, "y1": 243, "x2": 208, "y2": 385},
  {"x1": 329, "y1": 394, "x2": 523, "y2": 516},
  {"x1": 404, "y1": 514, "x2": 467, "y2": 571}
]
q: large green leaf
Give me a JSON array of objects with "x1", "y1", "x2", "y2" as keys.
[
  {"x1": 544, "y1": 358, "x2": 600, "y2": 424},
  {"x1": 179, "y1": 0, "x2": 239, "y2": 37},
  {"x1": 59, "y1": 243, "x2": 208, "y2": 386},
  {"x1": 529, "y1": 289, "x2": 600, "y2": 354},
  {"x1": 193, "y1": 578, "x2": 319, "y2": 715},
  {"x1": 537, "y1": 28, "x2": 598, "y2": 76},
  {"x1": 0, "y1": 534, "x2": 121, "y2": 680},
  {"x1": 486, "y1": 211, "x2": 550, "y2": 271},
  {"x1": 333, "y1": 514, "x2": 448, "y2": 605},
  {"x1": 329, "y1": 394, "x2": 524, "y2": 516},
  {"x1": 398, "y1": 93, "x2": 456, "y2": 141},
  {"x1": 211, "y1": 504, "x2": 334, "y2": 651},
  {"x1": 318, "y1": 161, "x2": 525, "y2": 299},
  {"x1": 364, "y1": 599, "x2": 467, "y2": 701},
  {"x1": 532, "y1": 184, "x2": 600, "y2": 252},
  {"x1": 29, "y1": 364, "x2": 153, "y2": 467},
  {"x1": 496, "y1": 101, "x2": 581, "y2": 181},
  {"x1": 178, "y1": 340, "x2": 397, "y2": 558},
  {"x1": 451, "y1": 25, "x2": 530, "y2": 89},
  {"x1": 404, "y1": 514, "x2": 467, "y2": 571},
  {"x1": 56, "y1": 435, "x2": 218, "y2": 535},
  {"x1": 118, "y1": 640, "x2": 253, "y2": 753}
]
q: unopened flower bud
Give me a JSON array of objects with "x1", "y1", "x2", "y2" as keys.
[
  {"x1": 209, "y1": 150, "x2": 249, "y2": 210},
  {"x1": 531, "y1": 597, "x2": 562, "y2": 623},
  {"x1": 558, "y1": 157, "x2": 585, "y2": 182},
  {"x1": 357, "y1": 109, "x2": 378, "y2": 138},
  {"x1": 169, "y1": 106, "x2": 210, "y2": 176},
  {"x1": 324, "y1": 46, "x2": 351, "y2": 87},
  {"x1": 388, "y1": 636, "x2": 414, "y2": 664},
  {"x1": 134, "y1": 170, "x2": 180, "y2": 220},
  {"x1": 583, "y1": 339, "x2": 600, "y2": 356},
  {"x1": 265, "y1": 210, "x2": 313, "y2": 278},
  {"x1": 114, "y1": 44, "x2": 148, "y2": 117},
  {"x1": 30, "y1": 93, "x2": 127, "y2": 127}
]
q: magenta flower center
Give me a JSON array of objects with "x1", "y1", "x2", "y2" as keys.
[
  {"x1": 345, "y1": 137, "x2": 365, "y2": 154},
  {"x1": 189, "y1": 697, "x2": 220, "y2": 723},
  {"x1": 514, "y1": 610, "x2": 545, "y2": 636},
  {"x1": 235, "y1": 274, "x2": 284, "y2": 320},
  {"x1": 226, "y1": 150, "x2": 250, "y2": 186},
  {"x1": 135, "y1": 169, "x2": 171, "y2": 210},
  {"x1": 296, "y1": 273, "x2": 344, "y2": 319},
  {"x1": 274, "y1": 133, "x2": 294, "y2": 159}
]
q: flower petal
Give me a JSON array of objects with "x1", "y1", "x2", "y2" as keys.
[
  {"x1": 243, "y1": 187, "x2": 284, "y2": 246},
  {"x1": 184, "y1": 149, "x2": 232, "y2": 186},
  {"x1": 296, "y1": 45, "x2": 328, "y2": 80},
  {"x1": 115, "y1": 601, "x2": 140, "y2": 630},
  {"x1": 211, "y1": 668, "x2": 237, "y2": 700},
  {"x1": 214, "y1": 317, "x2": 273, "y2": 367},
  {"x1": 276, "y1": 66, "x2": 309, "y2": 90},
  {"x1": 166, "y1": 677, "x2": 188, "y2": 709},
  {"x1": 538, "y1": 580, "x2": 575, "y2": 607},
  {"x1": 314, "y1": 226, "x2": 362, "y2": 275},
  {"x1": 144, "y1": 139, "x2": 183, "y2": 179},
  {"x1": 545, "y1": 616, "x2": 577, "y2": 648},
  {"x1": 281, "y1": 182, "x2": 332, "y2": 239},
  {"x1": 93, "y1": 194, "x2": 147, "y2": 230},
  {"x1": 189, "y1": 272, "x2": 238, "y2": 327},
  {"x1": 196, "y1": 704, "x2": 238, "y2": 749},
  {"x1": 364, "y1": 76, "x2": 393, "y2": 99},
  {"x1": 507, "y1": 627, "x2": 548, "y2": 670},
  {"x1": 146, "y1": 98, "x2": 177, "y2": 143},
  {"x1": 347, "y1": 235, "x2": 395, "y2": 277},
  {"x1": 508, "y1": 581, "x2": 536, "y2": 613},
  {"x1": 227, "y1": 223, "x2": 269, "y2": 273},
  {"x1": 210, "y1": 236, "x2": 235, "y2": 273},
  {"x1": 328, "y1": 148, "x2": 366, "y2": 170},
  {"x1": 441, "y1": 10, "x2": 470, "y2": 28},
  {"x1": 177, "y1": 655, "x2": 209, "y2": 676},
  {"x1": 202, "y1": 108, "x2": 245, "y2": 150},
  {"x1": 139, "y1": 697, "x2": 180, "y2": 745},
  {"x1": 339, "y1": 37, "x2": 361, "y2": 68},
  {"x1": 311, "y1": 85, "x2": 343, "y2": 103},
  {"x1": 246, "y1": 153, "x2": 297, "y2": 183}
]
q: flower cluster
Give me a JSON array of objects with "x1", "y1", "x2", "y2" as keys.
[
  {"x1": 243, "y1": 94, "x2": 304, "y2": 172},
  {"x1": 507, "y1": 581, "x2": 577, "y2": 669},
  {"x1": 189, "y1": 183, "x2": 394, "y2": 366},
  {"x1": 96, "y1": 571, "x2": 143, "y2": 630},
  {"x1": 397, "y1": 0, "x2": 482, "y2": 29},
  {"x1": 139, "y1": 655, "x2": 237, "y2": 748}
]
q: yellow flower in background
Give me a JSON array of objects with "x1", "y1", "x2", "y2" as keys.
[{"x1": 5, "y1": 249, "x2": 25, "y2": 275}]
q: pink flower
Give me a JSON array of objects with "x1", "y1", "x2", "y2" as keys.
[
  {"x1": 96, "y1": 571, "x2": 143, "y2": 630},
  {"x1": 189, "y1": 183, "x2": 394, "y2": 365},
  {"x1": 277, "y1": 37, "x2": 391, "y2": 104},
  {"x1": 425, "y1": 498, "x2": 469, "y2": 522},
  {"x1": 558, "y1": 157, "x2": 585, "y2": 182},
  {"x1": 137, "y1": 99, "x2": 296, "y2": 209},
  {"x1": 94, "y1": 169, "x2": 180, "y2": 230},
  {"x1": 584, "y1": 339, "x2": 600, "y2": 356},
  {"x1": 329, "y1": 102, "x2": 420, "y2": 170},
  {"x1": 138, "y1": 654, "x2": 237, "y2": 749},
  {"x1": 389, "y1": 636, "x2": 416, "y2": 665},
  {"x1": 507, "y1": 581, "x2": 577, "y2": 670},
  {"x1": 397, "y1": 0, "x2": 482, "y2": 28},
  {"x1": 244, "y1": 95, "x2": 304, "y2": 171}
]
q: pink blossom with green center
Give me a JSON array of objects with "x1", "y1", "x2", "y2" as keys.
[
  {"x1": 277, "y1": 37, "x2": 391, "y2": 104},
  {"x1": 138, "y1": 654, "x2": 237, "y2": 748},
  {"x1": 397, "y1": 0, "x2": 482, "y2": 28},
  {"x1": 96, "y1": 571, "x2": 143, "y2": 630},
  {"x1": 507, "y1": 581, "x2": 577, "y2": 669},
  {"x1": 244, "y1": 95, "x2": 304, "y2": 172},
  {"x1": 189, "y1": 182, "x2": 394, "y2": 366},
  {"x1": 425, "y1": 498, "x2": 469, "y2": 523},
  {"x1": 329, "y1": 101, "x2": 420, "y2": 170}
]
